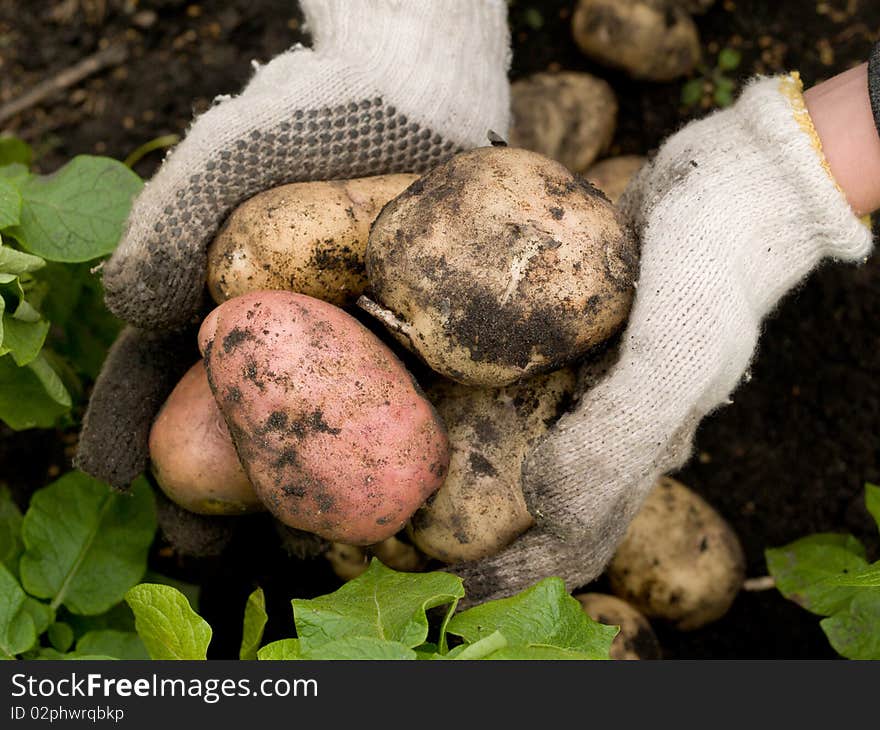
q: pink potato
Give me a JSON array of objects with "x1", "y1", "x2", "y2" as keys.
[
  {"x1": 198, "y1": 291, "x2": 450, "y2": 544},
  {"x1": 149, "y1": 361, "x2": 264, "y2": 515}
]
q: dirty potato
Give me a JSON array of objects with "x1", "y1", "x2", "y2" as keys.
[
  {"x1": 149, "y1": 361, "x2": 263, "y2": 515},
  {"x1": 207, "y1": 174, "x2": 418, "y2": 307},
  {"x1": 362, "y1": 146, "x2": 638, "y2": 387},
  {"x1": 509, "y1": 72, "x2": 617, "y2": 172},
  {"x1": 409, "y1": 369, "x2": 576, "y2": 562},
  {"x1": 608, "y1": 476, "x2": 746, "y2": 631},
  {"x1": 572, "y1": 0, "x2": 701, "y2": 81},
  {"x1": 585, "y1": 155, "x2": 647, "y2": 204},
  {"x1": 199, "y1": 291, "x2": 450, "y2": 545},
  {"x1": 326, "y1": 536, "x2": 427, "y2": 581},
  {"x1": 575, "y1": 593, "x2": 662, "y2": 660}
]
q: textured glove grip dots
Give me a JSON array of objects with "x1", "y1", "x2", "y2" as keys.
[{"x1": 869, "y1": 42, "x2": 880, "y2": 142}]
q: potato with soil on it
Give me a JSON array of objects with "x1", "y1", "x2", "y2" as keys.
[
  {"x1": 361, "y1": 146, "x2": 638, "y2": 387},
  {"x1": 571, "y1": 0, "x2": 701, "y2": 81},
  {"x1": 408, "y1": 369, "x2": 575, "y2": 562},
  {"x1": 608, "y1": 476, "x2": 746, "y2": 631},
  {"x1": 207, "y1": 174, "x2": 418, "y2": 307},
  {"x1": 575, "y1": 593, "x2": 662, "y2": 660},
  {"x1": 326, "y1": 536, "x2": 427, "y2": 581},
  {"x1": 198, "y1": 291, "x2": 450, "y2": 545},
  {"x1": 586, "y1": 155, "x2": 647, "y2": 205},
  {"x1": 149, "y1": 360, "x2": 264, "y2": 516},
  {"x1": 509, "y1": 72, "x2": 617, "y2": 173}
]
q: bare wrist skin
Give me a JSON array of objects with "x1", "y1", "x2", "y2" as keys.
[{"x1": 804, "y1": 62, "x2": 880, "y2": 216}]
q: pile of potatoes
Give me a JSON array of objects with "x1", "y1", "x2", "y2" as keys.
[{"x1": 149, "y1": 29, "x2": 746, "y2": 651}]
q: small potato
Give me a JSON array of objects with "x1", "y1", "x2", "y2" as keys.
[
  {"x1": 572, "y1": 0, "x2": 701, "y2": 81},
  {"x1": 608, "y1": 476, "x2": 746, "y2": 631},
  {"x1": 198, "y1": 291, "x2": 450, "y2": 545},
  {"x1": 207, "y1": 174, "x2": 418, "y2": 307},
  {"x1": 149, "y1": 361, "x2": 263, "y2": 516},
  {"x1": 326, "y1": 536, "x2": 427, "y2": 581},
  {"x1": 509, "y1": 72, "x2": 617, "y2": 173},
  {"x1": 575, "y1": 593, "x2": 661, "y2": 660},
  {"x1": 585, "y1": 155, "x2": 647, "y2": 205},
  {"x1": 325, "y1": 543, "x2": 370, "y2": 581},
  {"x1": 409, "y1": 369, "x2": 575, "y2": 562},
  {"x1": 362, "y1": 146, "x2": 638, "y2": 387}
]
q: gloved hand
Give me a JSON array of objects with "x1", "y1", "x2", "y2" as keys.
[
  {"x1": 76, "y1": 0, "x2": 511, "y2": 497},
  {"x1": 454, "y1": 73, "x2": 874, "y2": 604}
]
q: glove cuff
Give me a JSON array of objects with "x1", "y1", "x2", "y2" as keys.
[{"x1": 738, "y1": 74, "x2": 872, "y2": 265}]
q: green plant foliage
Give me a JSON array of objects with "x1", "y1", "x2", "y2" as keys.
[
  {"x1": 0, "y1": 139, "x2": 137, "y2": 430},
  {"x1": 681, "y1": 47, "x2": 742, "y2": 109},
  {"x1": 126, "y1": 584, "x2": 212, "y2": 660},
  {"x1": 446, "y1": 577, "x2": 617, "y2": 660},
  {"x1": 239, "y1": 588, "x2": 268, "y2": 660},
  {"x1": 10, "y1": 156, "x2": 142, "y2": 262},
  {"x1": 766, "y1": 484, "x2": 880, "y2": 659},
  {"x1": 20, "y1": 472, "x2": 156, "y2": 615},
  {"x1": 251, "y1": 561, "x2": 614, "y2": 661},
  {"x1": 76, "y1": 629, "x2": 149, "y2": 660},
  {"x1": 0, "y1": 562, "x2": 37, "y2": 659},
  {"x1": 0, "y1": 486, "x2": 23, "y2": 572}
]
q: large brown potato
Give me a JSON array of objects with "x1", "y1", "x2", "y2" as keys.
[
  {"x1": 148, "y1": 361, "x2": 263, "y2": 516},
  {"x1": 207, "y1": 174, "x2": 418, "y2": 307},
  {"x1": 608, "y1": 476, "x2": 746, "y2": 630},
  {"x1": 362, "y1": 146, "x2": 638, "y2": 387},
  {"x1": 572, "y1": 0, "x2": 701, "y2": 81},
  {"x1": 198, "y1": 291, "x2": 450, "y2": 545},
  {"x1": 509, "y1": 72, "x2": 617, "y2": 173},
  {"x1": 409, "y1": 369, "x2": 576, "y2": 562},
  {"x1": 586, "y1": 155, "x2": 647, "y2": 205},
  {"x1": 575, "y1": 593, "x2": 662, "y2": 660}
]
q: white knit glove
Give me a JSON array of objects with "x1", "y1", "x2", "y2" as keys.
[
  {"x1": 102, "y1": 0, "x2": 510, "y2": 331},
  {"x1": 456, "y1": 74, "x2": 874, "y2": 604}
]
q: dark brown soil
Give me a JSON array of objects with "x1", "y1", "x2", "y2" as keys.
[{"x1": 2, "y1": 0, "x2": 879, "y2": 659}]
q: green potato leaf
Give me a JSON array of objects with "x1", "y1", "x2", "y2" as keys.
[
  {"x1": 0, "y1": 486, "x2": 23, "y2": 572},
  {"x1": 291, "y1": 559, "x2": 464, "y2": 652},
  {"x1": 447, "y1": 577, "x2": 616, "y2": 660},
  {"x1": 0, "y1": 242, "x2": 44, "y2": 275},
  {"x1": 126, "y1": 584, "x2": 212, "y2": 660},
  {"x1": 20, "y1": 472, "x2": 156, "y2": 615},
  {"x1": 0, "y1": 137, "x2": 33, "y2": 167},
  {"x1": 717, "y1": 47, "x2": 742, "y2": 71},
  {"x1": 0, "y1": 178, "x2": 22, "y2": 229},
  {"x1": 10, "y1": 156, "x2": 142, "y2": 262},
  {"x1": 866, "y1": 483, "x2": 880, "y2": 533},
  {"x1": 21, "y1": 598, "x2": 53, "y2": 637},
  {"x1": 2, "y1": 316, "x2": 50, "y2": 366},
  {"x1": 296, "y1": 637, "x2": 416, "y2": 660},
  {"x1": 239, "y1": 587, "x2": 268, "y2": 660},
  {"x1": 766, "y1": 533, "x2": 868, "y2": 615},
  {"x1": 48, "y1": 621, "x2": 74, "y2": 653},
  {"x1": 0, "y1": 353, "x2": 70, "y2": 429},
  {"x1": 76, "y1": 629, "x2": 149, "y2": 660},
  {"x1": 257, "y1": 639, "x2": 300, "y2": 661},
  {"x1": 820, "y1": 590, "x2": 880, "y2": 660},
  {"x1": 0, "y1": 562, "x2": 36, "y2": 659}
]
